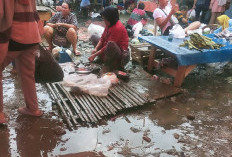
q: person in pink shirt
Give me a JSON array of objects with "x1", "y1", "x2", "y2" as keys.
[
  {"x1": 0, "y1": 0, "x2": 43, "y2": 124},
  {"x1": 209, "y1": 0, "x2": 227, "y2": 24}
]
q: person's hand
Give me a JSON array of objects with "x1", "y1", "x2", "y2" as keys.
[
  {"x1": 91, "y1": 49, "x2": 97, "y2": 55},
  {"x1": 192, "y1": 5, "x2": 196, "y2": 9},
  {"x1": 56, "y1": 23, "x2": 63, "y2": 27},
  {"x1": 88, "y1": 54, "x2": 96, "y2": 62},
  {"x1": 170, "y1": 0, "x2": 176, "y2": 7},
  {"x1": 170, "y1": 4, "x2": 178, "y2": 14}
]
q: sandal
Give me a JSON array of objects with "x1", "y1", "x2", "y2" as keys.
[
  {"x1": 0, "y1": 112, "x2": 7, "y2": 124},
  {"x1": 18, "y1": 107, "x2": 43, "y2": 117}
]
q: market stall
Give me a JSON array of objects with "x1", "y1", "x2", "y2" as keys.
[{"x1": 139, "y1": 35, "x2": 232, "y2": 87}]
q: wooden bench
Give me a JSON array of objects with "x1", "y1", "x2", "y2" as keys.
[{"x1": 130, "y1": 43, "x2": 151, "y2": 66}]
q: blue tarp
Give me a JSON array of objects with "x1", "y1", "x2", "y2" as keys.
[{"x1": 139, "y1": 35, "x2": 232, "y2": 66}]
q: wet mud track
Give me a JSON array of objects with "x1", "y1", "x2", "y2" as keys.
[{"x1": 0, "y1": 61, "x2": 232, "y2": 157}]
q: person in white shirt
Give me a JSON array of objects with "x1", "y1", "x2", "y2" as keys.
[
  {"x1": 153, "y1": 0, "x2": 178, "y2": 35},
  {"x1": 153, "y1": 0, "x2": 200, "y2": 35}
]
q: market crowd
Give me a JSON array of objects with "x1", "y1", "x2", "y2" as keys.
[{"x1": 0, "y1": 0, "x2": 232, "y2": 124}]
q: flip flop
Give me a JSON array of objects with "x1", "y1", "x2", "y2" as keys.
[
  {"x1": 0, "y1": 112, "x2": 7, "y2": 124},
  {"x1": 18, "y1": 107, "x2": 43, "y2": 117},
  {"x1": 73, "y1": 49, "x2": 81, "y2": 56}
]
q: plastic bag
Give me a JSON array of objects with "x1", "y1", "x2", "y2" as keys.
[
  {"x1": 102, "y1": 72, "x2": 119, "y2": 84},
  {"x1": 80, "y1": 0, "x2": 90, "y2": 7},
  {"x1": 88, "y1": 23, "x2": 104, "y2": 38},
  {"x1": 62, "y1": 74, "x2": 112, "y2": 96},
  {"x1": 132, "y1": 22, "x2": 143, "y2": 37},
  {"x1": 170, "y1": 24, "x2": 185, "y2": 38},
  {"x1": 188, "y1": 9, "x2": 196, "y2": 21},
  {"x1": 35, "y1": 45, "x2": 64, "y2": 83}
]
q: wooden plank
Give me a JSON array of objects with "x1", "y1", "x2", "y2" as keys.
[
  {"x1": 46, "y1": 83, "x2": 73, "y2": 128},
  {"x1": 82, "y1": 95, "x2": 103, "y2": 119},
  {"x1": 75, "y1": 95, "x2": 97, "y2": 122},
  {"x1": 38, "y1": 11, "x2": 52, "y2": 21},
  {"x1": 95, "y1": 96, "x2": 116, "y2": 115},
  {"x1": 58, "y1": 83, "x2": 87, "y2": 122},
  {"x1": 52, "y1": 83, "x2": 79, "y2": 125},
  {"x1": 107, "y1": 92, "x2": 128, "y2": 109},
  {"x1": 115, "y1": 84, "x2": 145, "y2": 106},
  {"x1": 93, "y1": 96, "x2": 113, "y2": 115},
  {"x1": 120, "y1": 82, "x2": 148, "y2": 102},
  {"x1": 84, "y1": 95, "x2": 104, "y2": 117},
  {"x1": 109, "y1": 87, "x2": 134, "y2": 108},
  {"x1": 147, "y1": 46, "x2": 156, "y2": 72}
]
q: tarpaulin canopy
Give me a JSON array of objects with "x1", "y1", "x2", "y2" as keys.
[{"x1": 139, "y1": 35, "x2": 232, "y2": 66}]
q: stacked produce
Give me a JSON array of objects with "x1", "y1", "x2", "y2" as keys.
[{"x1": 180, "y1": 33, "x2": 224, "y2": 51}]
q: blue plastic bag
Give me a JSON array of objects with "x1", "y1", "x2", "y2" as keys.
[{"x1": 80, "y1": 0, "x2": 90, "y2": 7}]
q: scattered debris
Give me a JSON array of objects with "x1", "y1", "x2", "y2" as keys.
[
  {"x1": 124, "y1": 116, "x2": 131, "y2": 123},
  {"x1": 130, "y1": 127, "x2": 141, "y2": 133},
  {"x1": 143, "y1": 135, "x2": 151, "y2": 143},
  {"x1": 173, "y1": 133, "x2": 180, "y2": 139},
  {"x1": 107, "y1": 146, "x2": 114, "y2": 151},
  {"x1": 170, "y1": 96, "x2": 176, "y2": 102},
  {"x1": 186, "y1": 114, "x2": 195, "y2": 121},
  {"x1": 52, "y1": 126, "x2": 66, "y2": 135},
  {"x1": 102, "y1": 129, "x2": 111, "y2": 134},
  {"x1": 111, "y1": 114, "x2": 123, "y2": 121}
]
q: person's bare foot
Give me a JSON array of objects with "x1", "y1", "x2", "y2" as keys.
[
  {"x1": 73, "y1": 49, "x2": 81, "y2": 56},
  {"x1": 0, "y1": 112, "x2": 7, "y2": 124},
  {"x1": 18, "y1": 107, "x2": 43, "y2": 117}
]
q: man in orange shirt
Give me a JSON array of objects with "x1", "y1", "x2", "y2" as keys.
[{"x1": 0, "y1": 0, "x2": 43, "y2": 124}]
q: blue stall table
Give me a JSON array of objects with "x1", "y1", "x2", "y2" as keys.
[{"x1": 138, "y1": 35, "x2": 232, "y2": 87}]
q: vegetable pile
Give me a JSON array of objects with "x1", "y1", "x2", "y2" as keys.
[{"x1": 180, "y1": 33, "x2": 224, "y2": 51}]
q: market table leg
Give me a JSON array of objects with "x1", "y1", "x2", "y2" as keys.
[
  {"x1": 147, "y1": 46, "x2": 156, "y2": 72},
  {"x1": 174, "y1": 65, "x2": 196, "y2": 87}
]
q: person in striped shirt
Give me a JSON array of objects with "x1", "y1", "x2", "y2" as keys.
[
  {"x1": 0, "y1": 0, "x2": 43, "y2": 124},
  {"x1": 127, "y1": 3, "x2": 149, "y2": 27}
]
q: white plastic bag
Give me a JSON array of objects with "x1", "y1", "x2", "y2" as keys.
[
  {"x1": 132, "y1": 22, "x2": 143, "y2": 38},
  {"x1": 188, "y1": 9, "x2": 196, "y2": 20},
  {"x1": 62, "y1": 74, "x2": 112, "y2": 96},
  {"x1": 88, "y1": 23, "x2": 104, "y2": 38},
  {"x1": 171, "y1": 24, "x2": 185, "y2": 38}
]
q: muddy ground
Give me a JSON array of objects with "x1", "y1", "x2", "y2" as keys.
[{"x1": 0, "y1": 15, "x2": 232, "y2": 157}]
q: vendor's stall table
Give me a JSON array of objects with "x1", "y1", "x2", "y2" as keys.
[{"x1": 139, "y1": 35, "x2": 232, "y2": 87}]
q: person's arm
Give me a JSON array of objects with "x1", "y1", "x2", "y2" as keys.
[
  {"x1": 181, "y1": 17, "x2": 188, "y2": 24},
  {"x1": 57, "y1": 13, "x2": 78, "y2": 31},
  {"x1": 0, "y1": 0, "x2": 14, "y2": 43},
  {"x1": 89, "y1": 26, "x2": 124, "y2": 62},
  {"x1": 88, "y1": 41, "x2": 105, "y2": 62},
  {"x1": 88, "y1": 29, "x2": 107, "y2": 62},
  {"x1": 192, "y1": 0, "x2": 197, "y2": 9},
  {"x1": 155, "y1": 6, "x2": 178, "y2": 30},
  {"x1": 56, "y1": 23, "x2": 77, "y2": 30}
]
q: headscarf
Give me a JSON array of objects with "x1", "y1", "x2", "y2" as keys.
[{"x1": 217, "y1": 15, "x2": 230, "y2": 30}]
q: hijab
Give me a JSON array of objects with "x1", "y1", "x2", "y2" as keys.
[{"x1": 217, "y1": 15, "x2": 230, "y2": 30}]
